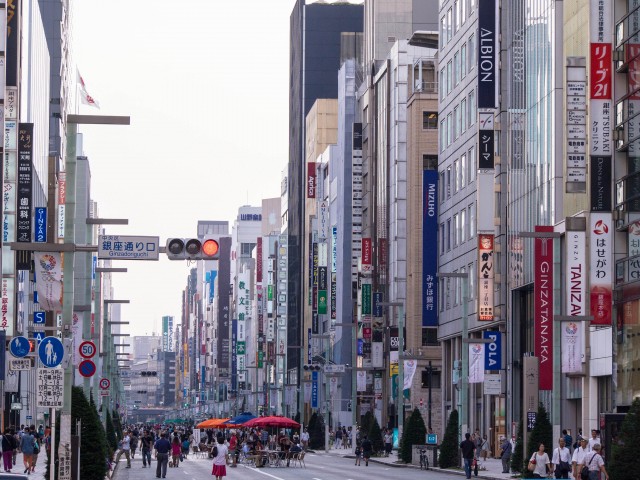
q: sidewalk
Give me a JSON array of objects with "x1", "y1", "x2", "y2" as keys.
[{"x1": 320, "y1": 447, "x2": 520, "y2": 480}]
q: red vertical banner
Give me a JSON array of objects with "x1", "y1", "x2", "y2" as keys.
[
  {"x1": 478, "y1": 234, "x2": 494, "y2": 320},
  {"x1": 307, "y1": 162, "x2": 316, "y2": 198},
  {"x1": 256, "y1": 237, "x2": 263, "y2": 283},
  {"x1": 534, "y1": 225, "x2": 554, "y2": 390},
  {"x1": 362, "y1": 238, "x2": 372, "y2": 269}
]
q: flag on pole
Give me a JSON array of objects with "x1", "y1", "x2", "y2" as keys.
[{"x1": 77, "y1": 70, "x2": 100, "y2": 109}]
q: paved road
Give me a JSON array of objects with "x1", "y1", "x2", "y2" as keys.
[{"x1": 112, "y1": 451, "x2": 469, "y2": 480}]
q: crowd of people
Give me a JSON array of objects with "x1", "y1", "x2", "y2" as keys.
[{"x1": 0, "y1": 424, "x2": 46, "y2": 475}]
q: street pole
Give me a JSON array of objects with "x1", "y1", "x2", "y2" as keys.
[
  {"x1": 427, "y1": 361, "x2": 432, "y2": 431},
  {"x1": 398, "y1": 303, "x2": 405, "y2": 439}
]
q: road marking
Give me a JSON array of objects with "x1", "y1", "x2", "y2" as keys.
[{"x1": 241, "y1": 465, "x2": 286, "y2": 480}]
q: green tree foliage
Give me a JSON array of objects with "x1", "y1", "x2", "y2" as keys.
[
  {"x1": 72, "y1": 386, "x2": 108, "y2": 480},
  {"x1": 525, "y1": 403, "x2": 553, "y2": 475},
  {"x1": 510, "y1": 420, "x2": 524, "y2": 473},
  {"x1": 360, "y1": 411, "x2": 374, "y2": 442},
  {"x1": 609, "y1": 397, "x2": 640, "y2": 480},
  {"x1": 105, "y1": 408, "x2": 118, "y2": 457},
  {"x1": 400, "y1": 408, "x2": 427, "y2": 463},
  {"x1": 368, "y1": 414, "x2": 385, "y2": 454},
  {"x1": 438, "y1": 409, "x2": 460, "y2": 468},
  {"x1": 307, "y1": 412, "x2": 325, "y2": 449}
]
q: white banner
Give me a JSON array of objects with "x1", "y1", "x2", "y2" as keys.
[
  {"x1": 34, "y1": 252, "x2": 63, "y2": 311},
  {"x1": 356, "y1": 370, "x2": 367, "y2": 391},
  {"x1": 561, "y1": 321, "x2": 582, "y2": 373},
  {"x1": 1, "y1": 278, "x2": 14, "y2": 336},
  {"x1": 371, "y1": 342, "x2": 384, "y2": 368},
  {"x1": 565, "y1": 230, "x2": 586, "y2": 364},
  {"x1": 329, "y1": 376, "x2": 338, "y2": 396},
  {"x1": 72, "y1": 313, "x2": 84, "y2": 365},
  {"x1": 4, "y1": 361, "x2": 18, "y2": 392},
  {"x1": 303, "y1": 382, "x2": 311, "y2": 403},
  {"x1": 469, "y1": 343, "x2": 485, "y2": 383},
  {"x1": 589, "y1": 213, "x2": 613, "y2": 325},
  {"x1": 403, "y1": 360, "x2": 417, "y2": 390}
]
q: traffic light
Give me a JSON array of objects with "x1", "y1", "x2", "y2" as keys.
[
  {"x1": 303, "y1": 364, "x2": 322, "y2": 372},
  {"x1": 140, "y1": 371, "x2": 157, "y2": 377},
  {"x1": 165, "y1": 236, "x2": 220, "y2": 260}
]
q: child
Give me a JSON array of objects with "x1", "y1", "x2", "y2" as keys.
[{"x1": 355, "y1": 443, "x2": 362, "y2": 466}]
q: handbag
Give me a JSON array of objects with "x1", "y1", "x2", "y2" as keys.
[
  {"x1": 581, "y1": 453, "x2": 597, "y2": 480},
  {"x1": 528, "y1": 455, "x2": 537, "y2": 472}
]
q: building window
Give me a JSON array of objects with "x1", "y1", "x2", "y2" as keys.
[
  {"x1": 454, "y1": 51, "x2": 461, "y2": 86},
  {"x1": 446, "y1": 218, "x2": 452, "y2": 251},
  {"x1": 240, "y1": 242, "x2": 256, "y2": 256},
  {"x1": 460, "y1": 152, "x2": 467, "y2": 188},
  {"x1": 468, "y1": 262, "x2": 475, "y2": 299},
  {"x1": 461, "y1": 0, "x2": 467, "y2": 23},
  {"x1": 440, "y1": 16, "x2": 446, "y2": 49},
  {"x1": 468, "y1": 145, "x2": 476, "y2": 182},
  {"x1": 423, "y1": 112, "x2": 438, "y2": 129},
  {"x1": 423, "y1": 155, "x2": 438, "y2": 170},
  {"x1": 454, "y1": 214, "x2": 460, "y2": 247},
  {"x1": 453, "y1": 159, "x2": 459, "y2": 192},
  {"x1": 455, "y1": 106, "x2": 461, "y2": 139},
  {"x1": 421, "y1": 369, "x2": 442, "y2": 389},
  {"x1": 440, "y1": 68, "x2": 446, "y2": 100},
  {"x1": 440, "y1": 172, "x2": 446, "y2": 203},
  {"x1": 440, "y1": 223, "x2": 445, "y2": 254},
  {"x1": 470, "y1": 0, "x2": 477, "y2": 13},
  {"x1": 469, "y1": 90, "x2": 476, "y2": 125},
  {"x1": 469, "y1": 203, "x2": 476, "y2": 239},
  {"x1": 421, "y1": 327, "x2": 439, "y2": 347},
  {"x1": 447, "y1": 7, "x2": 452, "y2": 43},
  {"x1": 447, "y1": 60, "x2": 452, "y2": 94},
  {"x1": 440, "y1": 119, "x2": 446, "y2": 151},
  {"x1": 469, "y1": 33, "x2": 476, "y2": 71},
  {"x1": 455, "y1": 0, "x2": 460, "y2": 32},
  {"x1": 454, "y1": 269, "x2": 460, "y2": 304},
  {"x1": 447, "y1": 113, "x2": 452, "y2": 146},
  {"x1": 461, "y1": 43, "x2": 467, "y2": 79},
  {"x1": 461, "y1": 98, "x2": 467, "y2": 131},
  {"x1": 460, "y1": 208, "x2": 466, "y2": 243},
  {"x1": 439, "y1": 278, "x2": 445, "y2": 312},
  {"x1": 446, "y1": 165, "x2": 452, "y2": 198}
]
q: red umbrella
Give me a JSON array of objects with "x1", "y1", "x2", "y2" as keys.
[{"x1": 244, "y1": 416, "x2": 300, "y2": 429}]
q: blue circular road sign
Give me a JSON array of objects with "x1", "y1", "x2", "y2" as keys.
[
  {"x1": 38, "y1": 336, "x2": 64, "y2": 368},
  {"x1": 78, "y1": 360, "x2": 96, "y2": 378},
  {"x1": 9, "y1": 336, "x2": 31, "y2": 358}
]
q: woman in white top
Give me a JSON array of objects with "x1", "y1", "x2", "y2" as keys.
[
  {"x1": 529, "y1": 443, "x2": 552, "y2": 478},
  {"x1": 211, "y1": 435, "x2": 229, "y2": 480}
]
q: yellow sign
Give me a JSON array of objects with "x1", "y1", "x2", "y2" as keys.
[{"x1": 390, "y1": 363, "x2": 399, "y2": 377}]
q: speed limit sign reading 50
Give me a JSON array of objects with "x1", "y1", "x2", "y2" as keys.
[
  {"x1": 79, "y1": 341, "x2": 96, "y2": 359},
  {"x1": 99, "y1": 378, "x2": 111, "y2": 390}
]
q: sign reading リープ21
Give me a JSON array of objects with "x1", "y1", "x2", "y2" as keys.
[{"x1": 98, "y1": 235, "x2": 159, "y2": 260}]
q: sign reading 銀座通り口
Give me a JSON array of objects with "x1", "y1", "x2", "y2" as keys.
[{"x1": 98, "y1": 235, "x2": 159, "y2": 261}]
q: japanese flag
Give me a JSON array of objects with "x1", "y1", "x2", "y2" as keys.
[{"x1": 77, "y1": 70, "x2": 100, "y2": 109}]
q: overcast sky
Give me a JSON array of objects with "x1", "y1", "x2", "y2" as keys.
[{"x1": 72, "y1": 0, "x2": 297, "y2": 337}]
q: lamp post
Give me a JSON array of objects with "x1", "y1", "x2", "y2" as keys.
[
  {"x1": 437, "y1": 272, "x2": 468, "y2": 441},
  {"x1": 379, "y1": 301, "x2": 405, "y2": 437}
]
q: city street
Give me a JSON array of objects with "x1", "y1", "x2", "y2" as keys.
[{"x1": 112, "y1": 452, "x2": 469, "y2": 480}]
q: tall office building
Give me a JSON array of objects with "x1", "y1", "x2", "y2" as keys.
[{"x1": 287, "y1": 0, "x2": 364, "y2": 383}]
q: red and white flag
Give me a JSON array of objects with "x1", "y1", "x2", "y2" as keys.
[{"x1": 77, "y1": 70, "x2": 100, "y2": 109}]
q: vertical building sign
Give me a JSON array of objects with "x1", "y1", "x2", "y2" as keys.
[
  {"x1": 361, "y1": 238, "x2": 372, "y2": 271},
  {"x1": 590, "y1": 213, "x2": 612, "y2": 325},
  {"x1": 534, "y1": 225, "x2": 554, "y2": 390},
  {"x1": 17, "y1": 123, "x2": 33, "y2": 243},
  {"x1": 477, "y1": 0, "x2": 497, "y2": 109},
  {"x1": 566, "y1": 59, "x2": 587, "y2": 188},
  {"x1": 256, "y1": 237, "x2": 263, "y2": 283},
  {"x1": 331, "y1": 226, "x2": 337, "y2": 322},
  {"x1": 478, "y1": 113, "x2": 495, "y2": 169},
  {"x1": 34, "y1": 207, "x2": 46, "y2": 242},
  {"x1": 564, "y1": 231, "x2": 585, "y2": 372},
  {"x1": 422, "y1": 170, "x2": 438, "y2": 326},
  {"x1": 57, "y1": 172, "x2": 66, "y2": 239},
  {"x1": 217, "y1": 237, "x2": 232, "y2": 369},
  {"x1": 478, "y1": 234, "x2": 494, "y2": 320},
  {"x1": 307, "y1": 162, "x2": 316, "y2": 198},
  {"x1": 589, "y1": 0, "x2": 612, "y2": 210},
  {"x1": 352, "y1": 123, "x2": 363, "y2": 287}
]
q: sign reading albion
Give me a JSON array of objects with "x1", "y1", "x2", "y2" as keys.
[
  {"x1": 477, "y1": 0, "x2": 496, "y2": 109},
  {"x1": 534, "y1": 225, "x2": 554, "y2": 390}
]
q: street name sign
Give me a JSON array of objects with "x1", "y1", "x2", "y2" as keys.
[
  {"x1": 98, "y1": 235, "x2": 159, "y2": 260},
  {"x1": 37, "y1": 368, "x2": 63, "y2": 408},
  {"x1": 324, "y1": 364, "x2": 346, "y2": 373}
]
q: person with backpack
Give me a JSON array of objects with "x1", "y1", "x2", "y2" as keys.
[
  {"x1": 19, "y1": 427, "x2": 34, "y2": 474},
  {"x1": 578, "y1": 443, "x2": 609, "y2": 480},
  {"x1": 361, "y1": 434, "x2": 373, "y2": 466}
]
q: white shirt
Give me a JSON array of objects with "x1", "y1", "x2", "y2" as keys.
[
  {"x1": 587, "y1": 436, "x2": 601, "y2": 452},
  {"x1": 572, "y1": 446, "x2": 588, "y2": 465},
  {"x1": 530, "y1": 452, "x2": 550, "y2": 477},
  {"x1": 510, "y1": 438, "x2": 516, "y2": 452},
  {"x1": 122, "y1": 434, "x2": 131, "y2": 451},
  {"x1": 213, "y1": 443, "x2": 228, "y2": 466},
  {"x1": 301, "y1": 432, "x2": 309, "y2": 442},
  {"x1": 552, "y1": 446, "x2": 571, "y2": 464}
]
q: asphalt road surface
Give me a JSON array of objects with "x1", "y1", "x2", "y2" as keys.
[{"x1": 112, "y1": 451, "x2": 469, "y2": 480}]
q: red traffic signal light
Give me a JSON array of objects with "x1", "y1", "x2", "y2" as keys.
[
  {"x1": 202, "y1": 239, "x2": 219, "y2": 258},
  {"x1": 166, "y1": 237, "x2": 221, "y2": 260}
]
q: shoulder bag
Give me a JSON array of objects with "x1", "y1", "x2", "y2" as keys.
[{"x1": 580, "y1": 453, "x2": 596, "y2": 480}]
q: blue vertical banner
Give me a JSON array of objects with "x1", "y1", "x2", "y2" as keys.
[
  {"x1": 311, "y1": 371, "x2": 319, "y2": 409},
  {"x1": 208, "y1": 270, "x2": 217, "y2": 304},
  {"x1": 422, "y1": 169, "x2": 439, "y2": 326},
  {"x1": 373, "y1": 291, "x2": 383, "y2": 317},
  {"x1": 0, "y1": 330, "x2": 5, "y2": 380},
  {"x1": 34, "y1": 208, "x2": 47, "y2": 242},
  {"x1": 483, "y1": 330, "x2": 502, "y2": 370}
]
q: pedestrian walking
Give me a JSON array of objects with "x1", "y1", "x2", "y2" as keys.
[
  {"x1": 154, "y1": 432, "x2": 171, "y2": 479},
  {"x1": 130, "y1": 432, "x2": 138, "y2": 459},
  {"x1": 571, "y1": 437, "x2": 589, "y2": 480},
  {"x1": 355, "y1": 442, "x2": 362, "y2": 466},
  {"x1": 480, "y1": 434, "x2": 489, "y2": 461},
  {"x1": 361, "y1": 434, "x2": 372, "y2": 466},
  {"x1": 335, "y1": 427, "x2": 343, "y2": 449},
  {"x1": 384, "y1": 429, "x2": 393, "y2": 457},
  {"x1": 211, "y1": 435, "x2": 228, "y2": 480},
  {"x1": 141, "y1": 431, "x2": 153, "y2": 468},
  {"x1": 116, "y1": 430, "x2": 132, "y2": 468},
  {"x1": 551, "y1": 437, "x2": 572, "y2": 479},
  {"x1": 1, "y1": 429, "x2": 14, "y2": 473},
  {"x1": 578, "y1": 444, "x2": 609, "y2": 480},
  {"x1": 301, "y1": 428, "x2": 310, "y2": 451},
  {"x1": 30, "y1": 426, "x2": 40, "y2": 474},
  {"x1": 528, "y1": 443, "x2": 552, "y2": 479},
  {"x1": 460, "y1": 433, "x2": 476, "y2": 479},
  {"x1": 19, "y1": 427, "x2": 35, "y2": 474},
  {"x1": 171, "y1": 435, "x2": 181, "y2": 467},
  {"x1": 563, "y1": 429, "x2": 573, "y2": 453},
  {"x1": 499, "y1": 435, "x2": 512, "y2": 473}
]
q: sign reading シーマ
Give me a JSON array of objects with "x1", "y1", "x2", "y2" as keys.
[{"x1": 98, "y1": 235, "x2": 159, "y2": 260}]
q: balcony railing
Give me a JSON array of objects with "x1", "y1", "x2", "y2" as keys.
[{"x1": 414, "y1": 81, "x2": 438, "y2": 94}]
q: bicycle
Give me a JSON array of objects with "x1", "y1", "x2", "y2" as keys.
[{"x1": 419, "y1": 449, "x2": 429, "y2": 470}]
